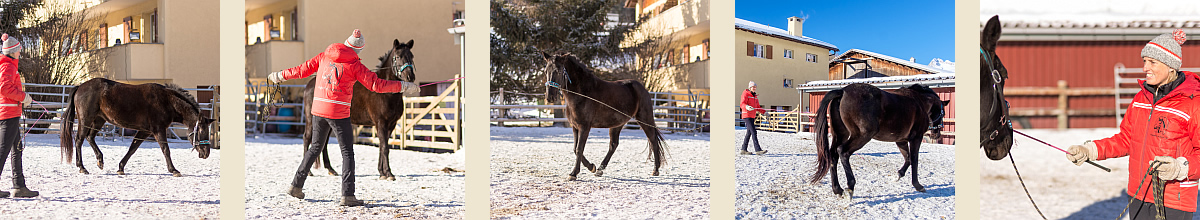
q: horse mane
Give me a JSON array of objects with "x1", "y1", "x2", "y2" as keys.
[
  {"x1": 908, "y1": 84, "x2": 936, "y2": 95},
  {"x1": 161, "y1": 83, "x2": 201, "y2": 115},
  {"x1": 561, "y1": 53, "x2": 597, "y2": 82},
  {"x1": 376, "y1": 49, "x2": 394, "y2": 70}
]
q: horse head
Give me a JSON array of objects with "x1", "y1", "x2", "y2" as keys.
[
  {"x1": 189, "y1": 117, "x2": 216, "y2": 159},
  {"x1": 981, "y1": 15, "x2": 1014, "y2": 160},
  {"x1": 380, "y1": 39, "x2": 417, "y2": 83},
  {"x1": 909, "y1": 84, "x2": 949, "y2": 141},
  {"x1": 542, "y1": 51, "x2": 568, "y2": 103}
]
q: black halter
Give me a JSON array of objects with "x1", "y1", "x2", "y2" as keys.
[{"x1": 981, "y1": 48, "x2": 1012, "y2": 143}]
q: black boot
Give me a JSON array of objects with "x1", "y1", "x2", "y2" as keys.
[
  {"x1": 11, "y1": 187, "x2": 36, "y2": 198},
  {"x1": 340, "y1": 196, "x2": 364, "y2": 207},
  {"x1": 10, "y1": 142, "x2": 33, "y2": 198}
]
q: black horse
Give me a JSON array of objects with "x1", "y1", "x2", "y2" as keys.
[
  {"x1": 60, "y1": 78, "x2": 216, "y2": 177},
  {"x1": 303, "y1": 39, "x2": 418, "y2": 181},
  {"x1": 809, "y1": 83, "x2": 948, "y2": 199},
  {"x1": 542, "y1": 52, "x2": 667, "y2": 181},
  {"x1": 981, "y1": 15, "x2": 1014, "y2": 160}
]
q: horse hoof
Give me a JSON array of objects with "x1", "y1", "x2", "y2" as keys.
[
  {"x1": 379, "y1": 176, "x2": 396, "y2": 181},
  {"x1": 832, "y1": 188, "x2": 843, "y2": 196},
  {"x1": 117, "y1": 171, "x2": 125, "y2": 175},
  {"x1": 328, "y1": 171, "x2": 340, "y2": 176},
  {"x1": 79, "y1": 169, "x2": 89, "y2": 175},
  {"x1": 651, "y1": 171, "x2": 660, "y2": 176},
  {"x1": 845, "y1": 190, "x2": 854, "y2": 199},
  {"x1": 915, "y1": 185, "x2": 926, "y2": 193},
  {"x1": 593, "y1": 169, "x2": 604, "y2": 177},
  {"x1": 172, "y1": 173, "x2": 183, "y2": 177},
  {"x1": 97, "y1": 162, "x2": 104, "y2": 170},
  {"x1": 567, "y1": 175, "x2": 577, "y2": 181}
]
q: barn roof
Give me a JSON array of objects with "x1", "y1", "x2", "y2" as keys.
[
  {"x1": 981, "y1": 0, "x2": 1200, "y2": 40},
  {"x1": 830, "y1": 49, "x2": 954, "y2": 75},
  {"x1": 735, "y1": 18, "x2": 838, "y2": 51}
]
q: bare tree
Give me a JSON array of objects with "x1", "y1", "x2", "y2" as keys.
[{"x1": 5, "y1": 0, "x2": 108, "y2": 87}]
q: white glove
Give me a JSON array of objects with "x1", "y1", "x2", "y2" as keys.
[
  {"x1": 267, "y1": 71, "x2": 285, "y2": 83},
  {"x1": 1065, "y1": 141, "x2": 1099, "y2": 166},
  {"x1": 21, "y1": 94, "x2": 32, "y2": 107},
  {"x1": 401, "y1": 81, "x2": 420, "y2": 96},
  {"x1": 745, "y1": 105, "x2": 755, "y2": 111},
  {"x1": 1152, "y1": 156, "x2": 1189, "y2": 181}
]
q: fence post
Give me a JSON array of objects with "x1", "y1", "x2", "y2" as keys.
[
  {"x1": 1057, "y1": 80, "x2": 1068, "y2": 130},
  {"x1": 498, "y1": 88, "x2": 505, "y2": 127}
]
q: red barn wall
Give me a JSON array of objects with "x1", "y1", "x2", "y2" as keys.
[
  {"x1": 995, "y1": 41, "x2": 1200, "y2": 128},
  {"x1": 807, "y1": 87, "x2": 955, "y2": 144}
]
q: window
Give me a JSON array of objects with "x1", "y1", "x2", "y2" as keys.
[
  {"x1": 783, "y1": 79, "x2": 793, "y2": 88},
  {"x1": 806, "y1": 53, "x2": 817, "y2": 63},
  {"x1": 783, "y1": 49, "x2": 794, "y2": 59},
  {"x1": 746, "y1": 41, "x2": 772, "y2": 59},
  {"x1": 753, "y1": 44, "x2": 766, "y2": 58}
]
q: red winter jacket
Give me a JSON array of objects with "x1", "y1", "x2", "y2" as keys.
[
  {"x1": 740, "y1": 89, "x2": 765, "y2": 119},
  {"x1": 0, "y1": 55, "x2": 25, "y2": 120},
  {"x1": 1094, "y1": 71, "x2": 1200, "y2": 212},
  {"x1": 281, "y1": 43, "x2": 407, "y2": 119}
]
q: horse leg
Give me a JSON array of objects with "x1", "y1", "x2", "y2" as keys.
[
  {"x1": 840, "y1": 136, "x2": 873, "y2": 200},
  {"x1": 152, "y1": 132, "x2": 182, "y2": 177},
  {"x1": 86, "y1": 130, "x2": 104, "y2": 170},
  {"x1": 595, "y1": 127, "x2": 622, "y2": 177},
  {"x1": 896, "y1": 142, "x2": 911, "y2": 181},
  {"x1": 569, "y1": 127, "x2": 597, "y2": 181},
  {"x1": 828, "y1": 145, "x2": 843, "y2": 196},
  {"x1": 909, "y1": 139, "x2": 926, "y2": 192},
  {"x1": 377, "y1": 125, "x2": 396, "y2": 181},
  {"x1": 117, "y1": 132, "x2": 151, "y2": 175},
  {"x1": 74, "y1": 123, "x2": 96, "y2": 174}
]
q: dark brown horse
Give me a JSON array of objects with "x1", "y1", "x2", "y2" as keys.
[
  {"x1": 60, "y1": 78, "x2": 215, "y2": 177},
  {"x1": 981, "y1": 15, "x2": 1014, "y2": 160},
  {"x1": 303, "y1": 39, "x2": 417, "y2": 181},
  {"x1": 541, "y1": 52, "x2": 666, "y2": 181},
  {"x1": 809, "y1": 83, "x2": 948, "y2": 199}
]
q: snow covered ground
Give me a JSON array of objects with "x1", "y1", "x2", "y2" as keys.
[
  {"x1": 243, "y1": 135, "x2": 465, "y2": 219},
  {"x1": 0, "y1": 133, "x2": 220, "y2": 219},
  {"x1": 490, "y1": 126, "x2": 710, "y2": 219},
  {"x1": 734, "y1": 128, "x2": 956, "y2": 219},
  {"x1": 978, "y1": 128, "x2": 1194, "y2": 220}
]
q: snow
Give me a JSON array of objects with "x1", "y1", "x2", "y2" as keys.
[
  {"x1": 929, "y1": 58, "x2": 955, "y2": 72},
  {"x1": 0, "y1": 133, "x2": 219, "y2": 219},
  {"x1": 979, "y1": 128, "x2": 1182, "y2": 220},
  {"x1": 734, "y1": 128, "x2": 956, "y2": 219},
  {"x1": 980, "y1": 0, "x2": 1200, "y2": 24},
  {"x1": 243, "y1": 135, "x2": 464, "y2": 219},
  {"x1": 734, "y1": 18, "x2": 838, "y2": 50},
  {"x1": 490, "y1": 126, "x2": 709, "y2": 219}
]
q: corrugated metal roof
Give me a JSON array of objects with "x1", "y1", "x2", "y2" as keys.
[{"x1": 734, "y1": 18, "x2": 838, "y2": 51}]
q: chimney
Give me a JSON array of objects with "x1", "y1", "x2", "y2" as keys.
[{"x1": 788, "y1": 16, "x2": 805, "y2": 37}]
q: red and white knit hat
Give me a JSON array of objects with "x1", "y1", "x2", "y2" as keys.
[
  {"x1": 344, "y1": 29, "x2": 365, "y2": 53},
  {"x1": 1, "y1": 33, "x2": 21, "y2": 55},
  {"x1": 1142, "y1": 29, "x2": 1187, "y2": 71}
]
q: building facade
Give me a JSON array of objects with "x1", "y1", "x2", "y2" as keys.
[
  {"x1": 83, "y1": 0, "x2": 220, "y2": 89},
  {"x1": 245, "y1": 0, "x2": 465, "y2": 97},
  {"x1": 624, "y1": 0, "x2": 710, "y2": 96},
  {"x1": 735, "y1": 17, "x2": 838, "y2": 112}
]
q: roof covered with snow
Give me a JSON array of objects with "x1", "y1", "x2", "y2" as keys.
[
  {"x1": 735, "y1": 18, "x2": 838, "y2": 51},
  {"x1": 981, "y1": 0, "x2": 1200, "y2": 31},
  {"x1": 830, "y1": 49, "x2": 955, "y2": 75}
]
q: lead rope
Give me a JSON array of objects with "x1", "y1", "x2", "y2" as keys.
[
  {"x1": 1009, "y1": 154, "x2": 1048, "y2": 220},
  {"x1": 545, "y1": 81, "x2": 709, "y2": 133},
  {"x1": 1119, "y1": 161, "x2": 1165, "y2": 220}
]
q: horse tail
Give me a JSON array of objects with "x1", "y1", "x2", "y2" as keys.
[
  {"x1": 630, "y1": 81, "x2": 667, "y2": 168},
  {"x1": 810, "y1": 89, "x2": 843, "y2": 184},
  {"x1": 60, "y1": 88, "x2": 78, "y2": 164}
]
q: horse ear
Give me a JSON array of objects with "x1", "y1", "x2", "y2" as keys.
[
  {"x1": 942, "y1": 100, "x2": 951, "y2": 106},
  {"x1": 406, "y1": 39, "x2": 414, "y2": 48},
  {"x1": 540, "y1": 51, "x2": 552, "y2": 60},
  {"x1": 394, "y1": 39, "x2": 401, "y2": 49},
  {"x1": 982, "y1": 15, "x2": 1002, "y2": 51}
]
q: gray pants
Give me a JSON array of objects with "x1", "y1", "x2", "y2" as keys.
[{"x1": 291, "y1": 116, "x2": 355, "y2": 196}]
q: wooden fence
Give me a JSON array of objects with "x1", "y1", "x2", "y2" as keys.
[{"x1": 489, "y1": 90, "x2": 710, "y2": 133}]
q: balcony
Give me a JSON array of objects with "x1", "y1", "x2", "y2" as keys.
[
  {"x1": 245, "y1": 40, "x2": 304, "y2": 78},
  {"x1": 641, "y1": 0, "x2": 709, "y2": 35},
  {"x1": 103, "y1": 43, "x2": 164, "y2": 80}
]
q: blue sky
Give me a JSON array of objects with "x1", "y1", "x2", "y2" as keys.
[{"x1": 736, "y1": 0, "x2": 956, "y2": 63}]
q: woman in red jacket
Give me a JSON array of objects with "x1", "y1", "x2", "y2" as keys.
[
  {"x1": 269, "y1": 29, "x2": 419, "y2": 206},
  {"x1": 1067, "y1": 30, "x2": 1200, "y2": 219},
  {"x1": 0, "y1": 34, "x2": 36, "y2": 198},
  {"x1": 740, "y1": 81, "x2": 767, "y2": 155}
]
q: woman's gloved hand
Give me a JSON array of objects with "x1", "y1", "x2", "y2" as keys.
[
  {"x1": 1152, "y1": 156, "x2": 1189, "y2": 181},
  {"x1": 402, "y1": 81, "x2": 420, "y2": 96},
  {"x1": 1066, "y1": 141, "x2": 1099, "y2": 166}
]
